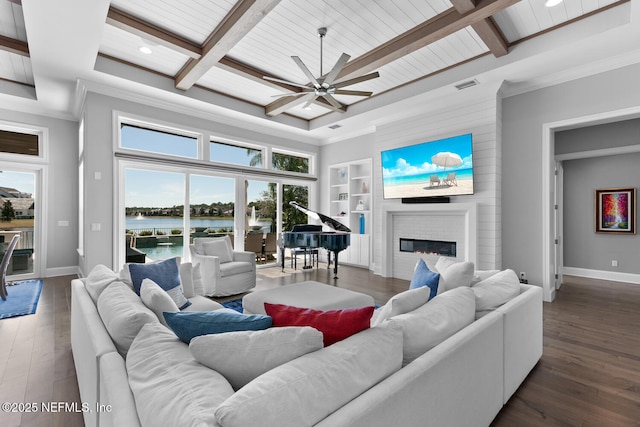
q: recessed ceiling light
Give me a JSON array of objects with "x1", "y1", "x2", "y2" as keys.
[
  {"x1": 138, "y1": 46, "x2": 153, "y2": 55},
  {"x1": 545, "y1": 0, "x2": 563, "y2": 7}
]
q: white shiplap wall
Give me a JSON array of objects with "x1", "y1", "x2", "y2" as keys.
[{"x1": 372, "y1": 95, "x2": 501, "y2": 276}]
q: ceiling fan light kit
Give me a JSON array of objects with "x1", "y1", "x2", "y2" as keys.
[{"x1": 264, "y1": 27, "x2": 380, "y2": 113}]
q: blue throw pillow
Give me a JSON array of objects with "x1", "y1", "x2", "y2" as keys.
[
  {"x1": 164, "y1": 311, "x2": 273, "y2": 343},
  {"x1": 409, "y1": 259, "x2": 440, "y2": 300},
  {"x1": 128, "y1": 258, "x2": 191, "y2": 309}
]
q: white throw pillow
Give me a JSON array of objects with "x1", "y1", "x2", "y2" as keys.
[
  {"x1": 96, "y1": 281, "x2": 158, "y2": 357},
  {"x1": 434, "y1": 257, "x2": 475, "y2": 292},
  {"x1": 85, "y1": 264, "x2": 120, "y2": 303},
  {"x1": 190, "y1": 326, "x2": 324, "y2": 390},
  {"x1": 127, "y1": 323, "x2": 235, "y2": 427},
  {"x1": 471, "y1": 269, "x2": 521, "y2": 313},
  {"x1": 471, "y1": 269, "x2": 501, "y2": 286},
  {"x1": 390, "y1": 286, "x2": 476, "y2": 366},
  {"x1": 214, "y1": 322, "x2": 403, "y2": 427},
  {"x1": 140, "y1": 278, "x2": 179, "y2": 326},
  {"x1": 178, "y1": 262, "x2": 196, "y2": 298},
  {"x1": 203, "y1": 240, "x2": 234, "y2": 263},
  {"x1": 371, "y1": 286, "x2": 432, "y2": 327}
]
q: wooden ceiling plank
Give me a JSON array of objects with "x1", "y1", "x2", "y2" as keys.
[
  {"x1": 106, "y1": 6, "x2": 202, "y2": 59},
  {"x1": 450, "y1": 0, "x2": 509, "y2": 57},
  {"x1": 175, "y1": 0, "x2": 281, "y2": 91},
  {"x1": 217, "y1": 56, "x2": 304, "y2": 93},
  {"x1": 336, "y1": 0, "x2": 520, "y2": 82},
  {"x1": 0, "y1": 34, "x2": 29, "y2": 57},
  {"x1": 265, "y1": 92, "x2": 316, "y2": 116},
  {"x1": 267, "y1": 0, "x2": 519, "y2": 116}
]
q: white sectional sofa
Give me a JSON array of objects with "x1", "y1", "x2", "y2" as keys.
[{"x1": 71, "y1": 264, "x2": 542, "y2": 427}]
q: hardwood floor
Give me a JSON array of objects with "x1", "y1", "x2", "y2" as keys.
[
  {"x1": 2, "y1": 269, "x2": 640, "y2": 426},
  {"x1": 492, "y1": 275, "x2": 640, "y2": 426}
]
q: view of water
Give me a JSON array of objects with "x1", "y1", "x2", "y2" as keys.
[{"x1": 125, "y1": 216, "x2": 272, "y2": 232}]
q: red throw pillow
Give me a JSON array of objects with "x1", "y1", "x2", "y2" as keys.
[{"x1": 264, "y1": 303, "x2": 374, "y2": 346}]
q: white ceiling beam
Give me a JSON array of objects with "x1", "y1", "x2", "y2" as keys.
[{"x1": 174, "y1": 0, "x2": 281, "y2": 90}]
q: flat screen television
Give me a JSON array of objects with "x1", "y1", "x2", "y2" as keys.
[{"x1": 381, "y1": 133, "x2": 474, "y2": 199}]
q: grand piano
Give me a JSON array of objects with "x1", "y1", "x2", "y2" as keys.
[{"x1": 282, "y1": 202, "x2": 350, "y2": 279}]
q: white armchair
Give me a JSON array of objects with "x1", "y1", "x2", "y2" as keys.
[{"x1": 188, "y1": 236, "x2": 256, "y2": 297}]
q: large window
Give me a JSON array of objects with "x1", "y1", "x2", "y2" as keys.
[
  {"x1": 117, "y1": 116, "x2": 316, "y2": 266},
  {"x1": 124, "y1": 168, "x2": 185, "y2": 262}
]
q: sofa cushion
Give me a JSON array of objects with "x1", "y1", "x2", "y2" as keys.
[
  {"x1": 265, "y1": 303, "x2": 374, "y2": 346},
  {"x1": 434, "y1": 257, "x2": 475, "y2": 292},
  {"x1": 183, "y1": 295, "x2": 225, "y2": 312},
  {"x1": 127, "y1": 323, "x2": 235, "y2": 427},
  {"x1": 140, "y1": 278, "x2": 179, "y2": 326},
  {"x1": 128, "y1": 257, "x2": 191, "y2": 309},
  {"x1": 164, "y1": 310, "x2": 272, "y2": 343},
  {"x1": 194, "y1": 235, "x2": 233, "y2": 255},
  {"x1": 96, "y1": 280, "x2": 158, "y2": 357},
  {"x1": 390, "y1": 286, "x2": 476, "y2": 365},
  {"x1": 190, "y1": 326, "x2": 324, "y2": 391},
  {"x1": 214, "y1": 322, "x2": 403, "y2": 427},
  {"x1": 409, "y1": 258, "x2": 440, "y2": 298},
  {"x1": 471, "y1": 269, "x2": 501, "y2": 286},
  {"x1": 371, "y1": 285, "x2": 432, "y2": 327},
  {"x1": 472, "y1": 269, "x2": 521, "y2": 316},
  {"x1": 85, "y1": 264, "x2": 120, "y2": 303}
]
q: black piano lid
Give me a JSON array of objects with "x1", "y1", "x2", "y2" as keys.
[{"x1": 289, "y1": 201, "x2": 351, "y2": 233}]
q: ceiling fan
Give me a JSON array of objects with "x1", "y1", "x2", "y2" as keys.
[{"x1": 264, "y1": 27, "x2": 380, "y2": 111}]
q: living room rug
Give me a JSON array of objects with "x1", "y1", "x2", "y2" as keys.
[
  {"x1": 0, "y1": 280, "x2": 43, "y2": 320},
  {"x1": 221, "y1": 298, "x2": 243, "y2": 313}
]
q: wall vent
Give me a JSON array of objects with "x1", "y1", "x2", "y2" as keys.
[
  {"x1": 328, "y1": 124, "x2": 342, "y2": 130},
  {"x1": 454, "y1": 79, "x2": 479, "y2": 90}
]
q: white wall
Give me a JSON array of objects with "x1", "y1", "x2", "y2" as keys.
[
  {"x1": 0, "y1": 107, "x2": 78, "y2": 277},
  {"x1": 321, "y1": 92, "x2": 501, "y2": 277},
  {"x1": 81, "y1": 92, "x2": 320, "y2": 274},
  {"x1": 502, "y1": 62, "x2": 640, "y2": 292}
]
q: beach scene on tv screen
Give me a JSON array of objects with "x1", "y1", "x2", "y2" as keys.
[{"x1": 381, "y1": 134, "x2": 474, "y2": 199}]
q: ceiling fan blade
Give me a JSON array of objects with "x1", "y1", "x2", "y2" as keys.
[
  {"x1": 270, "y1": 91, "x2": 313, "y2": 97},
  {"x1": 323, "y1": 94, "x2": 344, "y2": 111},
  {"x1": 263, "y1": 75, "x2": 313, "y2": 90},
  {"x1": 323, "y1": 53, "x2": 350, "y2": 86},
  {"x1": 302, "y1": 99, "x2": 314, "y2": 110},
  {"x1": 292, "y1": 56, "x2": 321, "y2": 88},
  {"x1": 334, "y1": 89, "x2": 373, "y2": 97},
  {"x1": 334, "y1": 71, "x2": 380, "y2": 89}
]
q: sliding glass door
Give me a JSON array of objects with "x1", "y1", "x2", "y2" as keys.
[{"x1": 0, "y1": 169, "x2": 37, "y2": 278}]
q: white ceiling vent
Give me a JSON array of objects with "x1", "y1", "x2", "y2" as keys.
[
  {"x1": 328, "y1": 124, "x2": 342, "y2": 130},
  {"x1": 454, "y1": 79, "x2": 479, "y2": 90}
]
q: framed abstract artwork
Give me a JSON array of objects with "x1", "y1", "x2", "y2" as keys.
[{"x1": 594, "y1": 188, "x2": 636, "y2": 234}]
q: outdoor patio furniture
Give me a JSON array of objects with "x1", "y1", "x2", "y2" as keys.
[{"x1": 0, "y1": 235, "x2": 20, "y2": 300}]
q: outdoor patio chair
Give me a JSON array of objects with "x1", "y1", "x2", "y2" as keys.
[{"x1": 0, "y1": 235, "x2": 20, "y2": 301}]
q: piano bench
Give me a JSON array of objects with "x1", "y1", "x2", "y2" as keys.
[{"x1": 242, "y1": 281, "x2": 375, "y2": 315}]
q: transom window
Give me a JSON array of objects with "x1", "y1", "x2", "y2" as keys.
[
  {"x1": 272, "y1": 151, "x2": 310, "y2": 174},
  {"x1": 120, "y1": 123, "x2": 198, "y2": 159},
  {"x1": 210, "y1": 140, "x2": 263, "y2": 168}
]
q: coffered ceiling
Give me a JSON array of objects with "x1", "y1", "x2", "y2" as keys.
[{"x1": 1, "y1": 0, "x2": 639, "y2": 144}]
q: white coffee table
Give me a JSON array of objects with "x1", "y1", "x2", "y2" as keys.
[{"x1": 242, "y1": 281, "x2": 375, "y2": 315}]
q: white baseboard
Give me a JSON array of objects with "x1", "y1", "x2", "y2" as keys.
[
  {"x1": 562, "y1": 267, "x2": 640, "y2": 285},
  {"x1": 44, "y1": 265, "x2": 79, "y2": 278}
]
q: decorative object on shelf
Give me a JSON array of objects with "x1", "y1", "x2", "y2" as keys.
[
  {"x1": 359, "y1": 214, "x2": 365, "y2": 234},
  {"x1": 338, "y1": 193, "x2": 348, "y2": 200},
  {"x1": 361, "y1": 182, "x2": 368, "y2": 193},
  {"x1": 594, "y1": 187, "x2": 636, "y2": 234},
  {"x1": 338, "y1": 168, "x2": 347, "y2": 183},
  {"x1": 356, "y1": 200, "x2": 365, "y2": 211}
]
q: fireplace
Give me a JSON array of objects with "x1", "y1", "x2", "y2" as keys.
[{"x1": 399, "y1": 238, "x2": 456, "y2": 257}]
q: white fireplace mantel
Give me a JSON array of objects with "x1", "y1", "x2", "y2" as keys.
[{"x1": 380, "y1": 202, "x2": 478, "y2": 278}]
